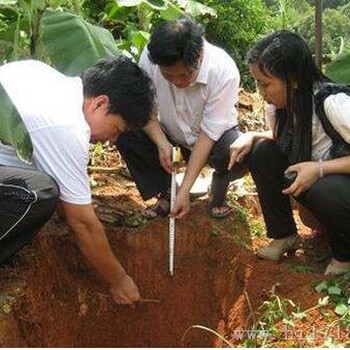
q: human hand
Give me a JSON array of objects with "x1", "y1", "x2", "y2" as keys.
[
  {"x1": 170, "y1": 189, "x2": 191, "y2": 219},
  {"x1": 110, "y1": 274, "x2": 141, "y2": 305},
  {"x1": 158, "y1": 142, "x2": 174, "y2": 174},
  {"x1": 282, "y1": 161, "x2": 319, "y2": 197},
  {"x1": 228, "y1": 132, "x2": 255, "y2": 170}
]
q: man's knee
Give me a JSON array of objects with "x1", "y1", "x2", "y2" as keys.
[
  {"x1": 0, "y1": 170, "x2": 59, "y2": 233},
  {"x1": 211, "y1": 127, "x2": 240, "y2": 157},
  {"x1": 208, "y1": 127, "x2": 240, "y2": 170},
  {"x1": 34, "y1": 173, "x2": 59, "y2": 216}
]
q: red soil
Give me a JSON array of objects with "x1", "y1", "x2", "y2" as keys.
[{"x1": 0, "y1": 171, "x2": 335, "y2": 347}]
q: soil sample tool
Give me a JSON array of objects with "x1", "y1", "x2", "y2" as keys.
[{"x1": 169, "y1": 146, "x2": 181, "y2": 277}]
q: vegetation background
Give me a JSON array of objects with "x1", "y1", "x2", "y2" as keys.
[
  {"x1": 1, "y1": 0, "x2": 349, "y2": 161},
  {"x1": 0, "y1": 0, "x2": 349, "y2": 86},
  {"x1": 0, "y1": 1, "x2": 350, "y2": 347}
]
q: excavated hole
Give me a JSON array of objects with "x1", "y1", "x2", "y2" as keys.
[{"x1": 0, "y1": 208, "x2": 249, "y2": 347}]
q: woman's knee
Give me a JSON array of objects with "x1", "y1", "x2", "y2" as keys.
[
  {"x1": 247, "y1": 139, "x2": 280, "y2": 169},
  {"x1": 305, "y1": 175, "x2": 350, "y2": 213}
]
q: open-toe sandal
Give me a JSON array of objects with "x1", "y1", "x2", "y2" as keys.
[
  {"x1": 207, "y1": 202, "x2": 233, "y2": 219},
  {"x1": 142, "y1": 198, "x2": 170, "y2": 219}
]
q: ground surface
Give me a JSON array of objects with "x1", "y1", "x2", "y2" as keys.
[{"x1": 0, "y1": 91, "x2": 348, "y2": 347}]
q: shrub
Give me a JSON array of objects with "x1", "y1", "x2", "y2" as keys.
[{"x1": 200, "y1": 0, "x2": 270, "y2": 89}]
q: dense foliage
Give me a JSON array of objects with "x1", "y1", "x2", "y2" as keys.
[
  {"x1": 298, "y1": 8, "x2": 350, "y2": 55},
  {"x1": 200, "y1": 0, "x2": 270, "y2": 88},
  {"x1": 263, "y1": 0, "x2": 350, "y2": 84},
  {"x1": 1, "y1": 0, "x2": 350, "y2": 163},
  {"x1": 326, "y1": 52, "x2": 350, "y2": 84},
  {"x1": 0, "y1": 0, "x2": 349, "y2": 84}
]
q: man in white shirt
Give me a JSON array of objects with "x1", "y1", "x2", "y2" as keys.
[
  {"x1": 0, "y1": 57, "x2": 155, "y2": 305},
  {"x1": 117, "y1": 18, "x2": 246, "y2": 219}
]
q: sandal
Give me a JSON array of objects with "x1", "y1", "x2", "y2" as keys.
[
  {"x1": 141, "y1": 198, "x2": 170, "y2": 219},
  {"x1": 207, "y1": 202, "x2": 233, "y2": 219}
]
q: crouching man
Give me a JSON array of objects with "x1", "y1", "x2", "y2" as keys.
[{"x1": 0, "y1": 57, "x2": 155, "y2": 304}]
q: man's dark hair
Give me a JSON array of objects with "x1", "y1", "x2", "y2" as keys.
[
  {"x1": 81, "y1": 56, "x2": 155, "y2": 129},
  {"x1": 147, "y1": 17, "x2": 204, "y2": 69}
]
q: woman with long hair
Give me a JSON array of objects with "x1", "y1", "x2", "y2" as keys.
[{"x1": 229, "y1": 31, "x2": 350, "y2": 275}]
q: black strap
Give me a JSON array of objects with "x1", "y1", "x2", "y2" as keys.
[{"x1": 314, "y1": 83, "x2": 350, "y2": 159}]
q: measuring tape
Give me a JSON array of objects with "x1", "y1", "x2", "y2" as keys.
[{"x1": 169, "y1": 146, "x2": 181, "y2": 277}]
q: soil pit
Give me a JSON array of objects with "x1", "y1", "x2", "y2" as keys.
[
  {"x1": 0, "y1": 201, "x2": 324, "y2": 347},
  {"x1": 0, "y1": 204, "x2": 250, "y2": 347}
]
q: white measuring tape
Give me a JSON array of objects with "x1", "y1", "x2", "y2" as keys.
[{"x1": 169, "y1": 146, "x2": 181, "y2": 276}]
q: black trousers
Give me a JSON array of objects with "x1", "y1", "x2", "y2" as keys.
[
  {"x1": 116, "y1": 127, "x2": 247, "y2": 206},
  {"x1": 248, "y1": 139, "x2": 350, "y2": 261},
  {"x1": 0, "y1": 166, "x2": 59, "y2": 264}
]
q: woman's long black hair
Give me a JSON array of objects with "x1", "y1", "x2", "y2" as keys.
[{"x1": 247, "y1": 31, "x2": 330, "y2": 163}]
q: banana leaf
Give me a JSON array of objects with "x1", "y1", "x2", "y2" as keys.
[
  {"x1": 325, "y1": 52, "x2": 350, "y2": 84},
  {"x1": 41, "y1": 9, "x2": 121, "y2": 76},
  {"x1": 0, "y1": 83, "x2": 33, "y2": 163}
]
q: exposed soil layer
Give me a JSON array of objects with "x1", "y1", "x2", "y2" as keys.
[
  {"x1": 0, "y1": 189, "x2": 329, "y2": 347},
  {"x1": 0, "y1": 90, "x2": 335, "y2": 347}
]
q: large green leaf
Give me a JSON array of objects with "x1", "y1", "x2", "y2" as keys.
[
  {"x1": 116, "y1": 0, "x2": 166, "y2": 10},
  {"x1": 175, "y1": 0, "x2": 216, "y2": 18},
  {"x1": 0, "y1": 0, "x2": 18, "y2": 5},
  {"x1": 131, "y1": 30, "x2": 150, "y2": 51},
  {"x1": 41, "y1": 9, "x2": 120, "y2": 76},
  {"x1": 325, "y1": 52, "x2": 350, "y2": 84},
  {"x1": 158, "y1": 3, "x2": 184, "y2": 20},
  {"x1": 0, "y1": 83, "x2": 33, "y2": 163}
]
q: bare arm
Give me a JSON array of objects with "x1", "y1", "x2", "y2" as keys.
[
  {"x1": 172, "y1": 129, "x2": 273, "y2": 218},
  {"x1": 171, "y1": 131, "x2": 214, "y2": 218},
  {"x1": 322, "y1": 155, "x2": 350, "y2": 175},
  {"x1": 60, "y1": 200, "x2": 140, "y2": 305},
  {"x1": 284, "y1": 155, "x2": 350, "y2": 197}
]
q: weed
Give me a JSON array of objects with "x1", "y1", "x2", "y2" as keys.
[
  {"x1": 249, "y1": 219, "x2": 265, "y2": 239},
  {"x1": 234, "y1": 206, "x2": 249, "y2": 223},
  {"x1": 89, "y1": 141, "x2": 106, "y2": 166},
  {"x1": 227, "y1": 188, "x2": 239, "y2": 204},
  {"x1": 240, "y1": 284, "x2": 298, "y2": 347},
  {"x1": 228, "y1": 200, "x2": 266, "y2": 241},
  {"x1": 243, "y1": 174, "x2": 257, "y2": 193},
  {"x1": 287, "y1": 263, "x2": 316, "y2": 274},
  {"x1": 315, "y1": 272, "x2": 350, "y2": 327},
  {"x1": 123, "y1": 214, "x2": 148, "y2": 228},
  {"x1": 240, "y1": 284, "x2": 334, "y2": 347},
  {"x1": 232, "y1": 235, "x2": 253, "y2": 251}
]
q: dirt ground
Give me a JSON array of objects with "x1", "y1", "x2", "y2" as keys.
[
  {"x1": 0, "y1": 91, "x2": 346, "y2": 347},
  {"x1": 0, "y1": 162, "x2": 343, "y2": 347}
]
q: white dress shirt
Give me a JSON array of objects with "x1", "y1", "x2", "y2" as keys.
[{"x1": 140, "y1": 40, "x2": 240, "y2": 149}]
